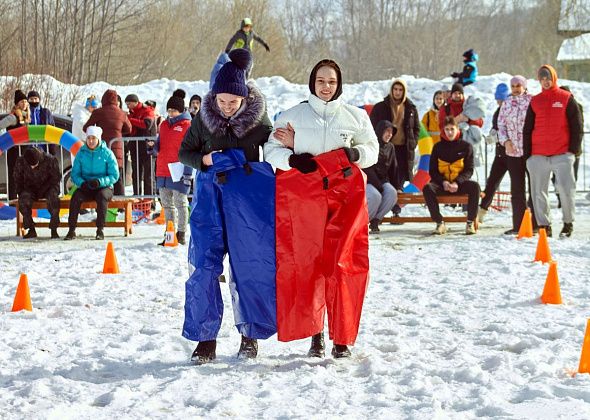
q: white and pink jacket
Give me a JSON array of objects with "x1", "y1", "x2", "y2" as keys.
[{"x1": 497, "y1": 93, "x2": 532, "y2": 157}]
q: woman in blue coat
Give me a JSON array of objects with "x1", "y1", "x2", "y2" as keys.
[{"x1": 65, "y1": 125, "x2": 119, "y2": 240}]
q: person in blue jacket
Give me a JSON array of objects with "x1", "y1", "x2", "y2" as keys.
[
  {"x1": 65, "y1": 125, "x2": 119, "y2": 241},
  {"x1": 451, "y1": 49, "x2": 478, "y2": 86}
]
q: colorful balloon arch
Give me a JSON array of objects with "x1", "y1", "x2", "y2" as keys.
[{"x1": 0, "y1": 125, "x2": 84, "y2": 220}]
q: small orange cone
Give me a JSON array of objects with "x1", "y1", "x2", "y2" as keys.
[
  {"x1": 578, "y1": 320, "x2": 590, "y2": 374},
  {"x1": 517, "y1": 208, "x2": 533, "y2": 239},
  {"x1": 164, "y1": 221, "x2": 178, "y2": 247},
  {"x1": 540, "y1": 261, "x2": 562, "y2": 304},
  {"x1": 12, "y1": 273, "x2": 32, "y2": 312},
  {"x1": 534, "y1": 228, "x2": 552, "y2": 264},
  {"x1": 155, "y1": 211, "x2": 165, "y2": 225},
  {"x1": 102, "y1": 241, "x2": 120, "y2": 274}
]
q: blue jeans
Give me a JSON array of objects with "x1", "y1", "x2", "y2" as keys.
[{"x1": 366, "y1": 182, "x2": 398, "y2": 220}]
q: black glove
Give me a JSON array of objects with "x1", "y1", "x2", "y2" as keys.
[
  {"x1": 86, "y1": 179, "x2": 100, "y2": 190},
  {"x1": 451, "y1": 72, "x2": 459, "y2": 78},
  {"x1": 264, "y1": 44, "x2": 270, "y2": 52},
  {"x1": 289, "y1": 153, "x2": 317, "y2": 174},
  {"x1": 342, "y1": 147, "x2": 360, "y2": 163}
]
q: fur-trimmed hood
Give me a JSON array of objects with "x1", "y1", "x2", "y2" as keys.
[{"x1": 201, "y1": 82, "x2": 267, "y2": 139}]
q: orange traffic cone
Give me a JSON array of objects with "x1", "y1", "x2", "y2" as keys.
[
  {"x1": 164, "y1": 221, "x2": 178, "y2": 247},
  {"x1": 540, "y1": 261, "x2": 562, "y2": 304},
  {"x1": 578, "y1": 320, "x2": 590, "y2": 374},
  {"x1": 534, "y1": 228, "x2": 552, "y2": 264},
  {"x1": 517, "y1": 208, "x2": 533, "y2": 239},
  {"x1": 12, "y1": 273, "x2": 32, "y2": 312},
  {"x1": 155, "y1": 211, "x2": 165, "y2": 225},
  {"x1": 102, "y1": 241, "x2": 120, "y2": 274}
]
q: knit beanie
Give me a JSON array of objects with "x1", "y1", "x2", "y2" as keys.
[
  {"x1": 173, "y1": 89, "x2": 186, "y2": 99},
  {"x1": 86, "y1": 125, "x2": 103, "y2": 140},
  {"x1": 124, "y1": 94, "x2": 139, "y2": 103},
  {"x1": 451, "y1": 83, "x2": 464, "y2": 95},
  {"x1": 212, "y1": 49, "x2": 252, "y2": 98},
  {"x1": 510, "y1": 75, "x2": 527, "y2": 89},
  {"x1": 494, "y1": 83, "x2": 510, "y2": 101},
  {"x1": 190, "y1": 94, "x2": 202, "y2": 103},
  {"x1": 27, "y1": 91, "x2": 41, "y2": 100},
  {"x1": 166, "y1": 95, "x2": 185, "y2": 113},
  {"x1": 24, "y1": 147, "x2": 41, "y2": 166},
  {"x1": 14, "y1": 89, "x2": 27, "y2": 105},
  {"x1": 308, "y1": 59, "x2": 343, "y2": 102}
]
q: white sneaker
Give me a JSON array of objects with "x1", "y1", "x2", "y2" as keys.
[
  {"x1": 466, "y1": 221, "x2": 476, "y2": 235},
  {"x1": 477, "y1": 208, "x2": 487, "y2": 224},
  {"x1": 434, "y1": 222, "x2": 447, "y2": 235}
]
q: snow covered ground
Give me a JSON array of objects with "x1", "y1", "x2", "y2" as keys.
[{"x1": 1, "y1": 72, "x2": 590, "y2": 418}]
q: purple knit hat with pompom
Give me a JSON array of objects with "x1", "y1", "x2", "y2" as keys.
[{"x1": 211, "y1": 49, "x2": 252, "y2": 97}]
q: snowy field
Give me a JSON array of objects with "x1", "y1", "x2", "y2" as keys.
[{"x1": 1, "y1": 72, "x2": 590, "y2": 418}]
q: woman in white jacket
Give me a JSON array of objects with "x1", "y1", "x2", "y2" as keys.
[
  {"x1": 71, "y1": 95, "x2": 98, "y2": 140},
  {"x1": 264, "y1": 59, "x2": 378, "y2": 359}
]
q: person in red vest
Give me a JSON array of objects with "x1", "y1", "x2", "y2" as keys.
[
  {"x1": 523, "y1": 65, "x2": 583, "y2": 238},
  {"x1": 125, "y1": 94, "x2": 156, "y2": 196},
  {"x1": 149, "y1": 95, "x2": 193, "y2": 245}
]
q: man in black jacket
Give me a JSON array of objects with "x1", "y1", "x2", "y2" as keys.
[
  {"x1": 13, "y1": 147, "x2": 61, "y2": 239},
  {"x1": 364, "y1": 120, "x2": 399, "y2": 233},
  {"x1": 28, "y1": 90, "x2": 58, "y2": 155}
]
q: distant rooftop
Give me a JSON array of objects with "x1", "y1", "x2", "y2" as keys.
[
  {"x1": 557, "y1": 33, "x2": 590, "y2": 62},
  {"x1": 558, "y1": 0, "x2": 590, "y2": 33}
]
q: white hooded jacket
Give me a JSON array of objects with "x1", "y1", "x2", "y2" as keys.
[
  {"x1": 71, "y1": 103, "x2": 92, "y2": 140},
  {"x1": 264, "y1": 94, "x2": 378, "y2": 170}
]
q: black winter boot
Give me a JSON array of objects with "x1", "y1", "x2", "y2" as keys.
[
  {"x1": 237, "y1": 335, "x2": 258, "y2": 359},
  {"x1": 23, "y1": 227, "x2": 37, "y2": 239},
  {"x1": 369, "y1": 219, "x2": 380, "y2": 234},
  {"x1": 177, "y1": 231, "x2": 186, "y2": 245},
  {"x1": 50, "y1": 229, "x2": 60, "y2": 239},
  {"x1": 191, "y1": 340, "x2": 217, "y2": 365},
  {"x1": 560, "y1": 222, "x2": 573, "y2": 238},
  {"x1": 64, "y1": 230, "x2": 76, "y2": 240},
  {"x1": 95, "y1": 229, "x2": 104, "y2": 240},
  {"x1": 307, "y1": 332, "x2": 325, "y2": 358},
  {"x1": 331, "y1": 344, "x2": 352, "y2": 359}
]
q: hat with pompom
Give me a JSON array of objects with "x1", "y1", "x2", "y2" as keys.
[{"x1": 211, "y1": 49, "x2": 252, "y2": 98}]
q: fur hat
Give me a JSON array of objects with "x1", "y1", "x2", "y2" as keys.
[
  {"x1": 211, "y1": 49, "x2": 252, "y2": 98},
  {"x1": 86, "y1": 125, "x2": 103, "y2": 140},
  {"x1": 166, "y1": 95, "x2": 185, "y2": 113},
  {"x1": 494, "y1": 83, "x2": 510, "y2": 101},
  {"x1": 24, "y1": 147, "x2": 41, "y2": 166},
  {"x1": 14, "y1": 90, "x2": 27, "y2": 105}
]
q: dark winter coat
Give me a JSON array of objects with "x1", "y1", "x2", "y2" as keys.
[
  {"x1": 13, "y1": 151, "x2": 61, "y2": 196},
  {"x1": 363, "y1": 120, "x2": 399, "y2": 191},
  {"x1": 179, "y1": 83, "x2": 272, "y2": 171},
  {"x1": 225, "y1": 29, "x2": 269, "y2": 53},
  {"x1": 29, "y1": 106, "x2": 55, "y2": 126},
  {"x1": 83, "y1": 90, "x2": 132, "y2": 167},
  {"x1": 369, "y1": 95, "x2": 419, "y2": 181},
  {"x1": 429, "y1": 133, "x2": 474, "y2": 186}
]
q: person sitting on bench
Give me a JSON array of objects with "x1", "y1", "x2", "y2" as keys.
[
  {"x1": 13, "y1": 147, "x2": 61, "y2": 239},
  {"x1": 65, "y1": 126, "x2": 119, "y2": 240},
  {"x1": 422, "y1": 116, "x2": 480, "y2": 235}
]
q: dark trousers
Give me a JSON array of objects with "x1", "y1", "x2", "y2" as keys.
[
  {"x1": 481, "y1": 152, "x2": 507, "y2": 210},
  {"x1": 114, "y1": 166, "x2": 124, "y2": 195},
  {"x1": 394, "y1": 145, "x2": 409, "y2": 188},
  {"x1": 68, "y1": 187, "x2": 113, "y2": 230},
  {"x1": 423, "y1": 180, "x2": 481, "y2": 224},
  {"x1": 18, "y1": 187, "x2": 60, "y2": 230},
  {"x1": 128, "y1": 141, "x2": 153, "y2": 196},
  {"x1": 504, "y1": 156, "x2": 528, "y2": 231},
  {"x1": 7, "y1": 147, "x2": 20, "y2": 200}
]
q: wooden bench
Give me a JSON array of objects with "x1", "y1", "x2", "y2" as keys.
[
  {"x1": 10, "y1": 197, "x2": 138, "y2": 237},
  {"x1": 381, "y1": 192, "x2": 469, "y2": 224}
]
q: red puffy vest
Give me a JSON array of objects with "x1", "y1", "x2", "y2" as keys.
[
  {"x1": 530, "y1": 87, "x2": 572, "y2": 156},
  {"x1": 155, "y1": 117, "x2": 191, "y2": 177}
]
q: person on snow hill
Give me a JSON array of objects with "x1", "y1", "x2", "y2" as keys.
[
  {"x1": 421, "y1": 90, "x2": 445, "y2": 145},
  {"x1": 438, "y1": 83, "x2": 485, "y2": 168},
  {"x1": 225, "y1": 18, "x2": 270, "y2": 54},
  {"x1": 523, "y1": 64, "x2": 583, "y2": 238},
  {"x1": 423, "y1": 116, "x2": 480, "y2": 235},
  {"x1": 27, "y1": 90, "x2": 57, "y2": 155},
  {"x1": 264, "y1": 59, "x2": 378, "y2": 359},
  {"x1": 479, "y1": 78, "x2": 534, "y2": 234},
  {"x1": 451, "y1": 49, "x2": 478, "y2": 86},
  {"x1": 178, "y1": 49, "x2": 276, "y2": 365},
  {"x1": 0, "y1": 90, "x2": 30, "y2": 200},
  {"x1": 13, "y1": 147, "x2": 61, "y2": 239},
  {"x1": 477, "y1": 83, "x2": 511, "y2": 226},
  {"x1": 364, "y1": 120, "x2": 399, "y2": 234},
  {"x1": 148, "y1": 95, "x2": 193, "y2": 246},
  {"x1": 125, "y1": 93, "x2": 157, "y2": 196},
  {"x1": 83, "y1": 89, "x2": 132, "y2": 195},
  {"x1": 72, "y1": 95, "x2": 98, "y2": 140},
  {"x1": 64, "y1": 126, "x2": 119, "y2": 241},
  {"x1": 369, "y1": 78, "x2": 420, "y2": 217}
]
